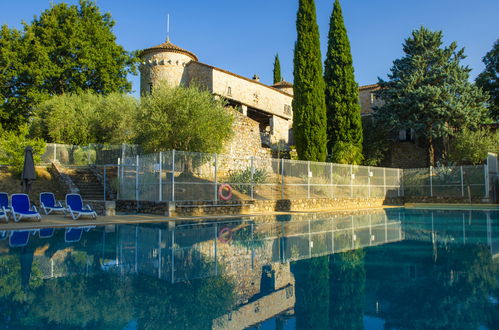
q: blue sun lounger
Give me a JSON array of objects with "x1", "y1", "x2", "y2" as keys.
[
  {"x1": 0, "y1": 192, "x2": 9, "y2": 222},
  {"x1": 0, "y1": 206, "x2": 7, "y2": 222},
  {"x1": 11, "y1": 194, "x2": 41, "y2": 222},
  {"x1": 65, "y1": 194, "x2": 97, "y2": 220},
  {"x1": 9, "y1": 230, "x2": 36, "y2": 248},
  {"x1": 40, "y1": 192, "x2": 65, "y2": 215},
  {"x1": 0, "y1": 231, "x2": 7, "y2": 240},
  {"x1": 39, "y1": 228, "x2": 55, "y2": 239},
  {"x1": 65, "y1": 227, "x2": 83, "y2": 243}
]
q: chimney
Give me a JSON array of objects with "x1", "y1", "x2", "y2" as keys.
[{"x1": 252, "y1": 74, "x2": 260, "y2": 82}]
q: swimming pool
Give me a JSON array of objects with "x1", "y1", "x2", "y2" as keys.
[{"x1": 0, "y1": 207, "x2": 497, "y2": 329}]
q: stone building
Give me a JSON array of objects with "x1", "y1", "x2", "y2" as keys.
[
  {"x1": 139, "y1": 39, "x2": 293, "y2": 147},
  {"x1": 359, "y1": 83, "x2": 428, "y2": 168}
]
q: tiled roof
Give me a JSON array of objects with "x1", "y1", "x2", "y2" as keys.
[
  {"x1": 272, "y1": 80, "x2": 293, "y2": 88},
  {"x1": 139, "y1": 40, "x2": 198, "y2": 61},
  {"x1": 359, "y1": 83, "x2": 380, "y2": 91}
]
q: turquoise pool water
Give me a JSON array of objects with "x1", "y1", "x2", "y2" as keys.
[{"x1": 0, "y1": 208, "x2": 497, "y2": 329}]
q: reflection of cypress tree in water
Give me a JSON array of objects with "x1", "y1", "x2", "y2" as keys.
[
  {"x1": 329, "y1": 249, "x2": 366, "y2": 330},
  {"x1": 292, "y1": 256, "x2": 330, "y2": 330},
  {"x1": 378, "y1": 243, "x2": 497, "y2": 330}
]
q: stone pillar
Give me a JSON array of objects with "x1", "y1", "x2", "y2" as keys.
[
  {"x1": 270, "y1": 115, "x2": 289, "y2": 144},
  {"x1": 241, "y1": 104, "x2": 248, "y2": 116}
]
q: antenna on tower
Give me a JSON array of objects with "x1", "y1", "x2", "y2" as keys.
[{"x1": 166, "y1": 14, "x2": 170, "y2": 42}]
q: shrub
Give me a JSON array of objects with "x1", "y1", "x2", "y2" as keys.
[
  {"x1": 0, "y1": 124, "x2": 46, "y2": 174},
  {"x1": 135, "y1": 83, "x2": 233, "y2": 154},
  {"x1": 447, "y1": 128, "x2": 499, "y2": 165},
  {"x1": 227, "y1": 167, "x2": 268, "y2": 195}
]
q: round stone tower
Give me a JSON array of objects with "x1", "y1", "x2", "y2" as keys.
[{"x1": 139, "y1": 38, "x2": 198, "y2": 95}]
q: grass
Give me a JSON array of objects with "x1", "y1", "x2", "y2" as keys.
[{"x1": 0, "y1": 166, "x2": 67, "y2": 201}]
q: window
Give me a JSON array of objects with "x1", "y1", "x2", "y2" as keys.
[
  {"x1": 284, "y1": 104, "x2": 291, "y2": 115},
  {"x1": 398, "y1": 128, "x2": 414, "y2": 141},
  {"x1": 227, "y1": 86, "x2": 232, "y2": 96},
  {"x1": 149, "y1": 83, "x2": 153, "y2": 94},
  {"x1": 370, "y1": 93, "x2": 376, "y2": 105}
]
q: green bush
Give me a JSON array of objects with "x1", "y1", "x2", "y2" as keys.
[
  {"x1": 447, "y1": 128, "x2": 499, "y2": 165},
  {"x1": 228, "y1": 167, "x2": 268, "y2": 195},
  {"x1": 0, "y1": 124, "x2": 46, "y2": 174},
  {"x1": 135, "y1": 83, "x2": 233, "y2": 154}
]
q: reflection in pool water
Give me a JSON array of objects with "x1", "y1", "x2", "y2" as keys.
[{"x1": 0, "y1": 208, "x2": 497, "y2": 329}]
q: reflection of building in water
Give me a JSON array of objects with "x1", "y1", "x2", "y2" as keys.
[{"x1": 112, "y1": 212, "x2": 403, "y2": 329}]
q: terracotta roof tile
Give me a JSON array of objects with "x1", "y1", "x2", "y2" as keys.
[
  {"x1": 272, "y1": 80, "x2": 293, "y2": 88},
  {"x1": 139, "y1": 40, "x2": 198, "y2": 61}
]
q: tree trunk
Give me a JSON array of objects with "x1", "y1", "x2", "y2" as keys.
[{"x1": 428, "y1": 137, "x2": 435, "y2": 167}]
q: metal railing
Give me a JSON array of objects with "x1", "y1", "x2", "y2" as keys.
[
  {"x1": 402, "y1": 165, "x2": 489, "y2": 199},
  {"x1": 118, "y1": 150, "x2": 403, "y2": 202}
]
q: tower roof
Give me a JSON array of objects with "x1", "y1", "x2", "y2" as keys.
[{"x1": 139, "y1": 40, "x2": 198, "y2": 61}]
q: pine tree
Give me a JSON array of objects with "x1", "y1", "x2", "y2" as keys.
[
  {"x1": 324, "y1": 0, "x2": 363, "y2": 164},
  {"x1": 273, "y1": 53, "x2": 282, "y2": 84},
  {"x1": 476, "y1": 39, "x2": 499, "y2": 121},
  {"x1": 292, "y1": 0, "x2": 328, "y2": 162},
  {"x1": 375, "y1": 27, "x2": 489, "y2": 166}
]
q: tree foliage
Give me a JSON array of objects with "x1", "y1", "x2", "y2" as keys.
[
  {"x1": 32, "y1": 92, "x2": 138, "y2": 145},
  {"x1": 292, "y1": 0, "x2": 328, "y2": 162},
  {"x1": 361, "y1": 117, "x2": 391, "y2": 166},
  {"x1": 273, "y1": 53, "x2": 282, "y2": 84},
  {"x1": 447, "y1": 128, "x2": 499, "y2": 165},
  {"x1": 0, "y1": 0, "x2": 137, "y2": 130},
  {"x1": 476, "y1": 39, "x2": 499, "y2": 121},
  {"x1": 135, "y1": 83, "x2": 234, "y2": 154},
  {"x1": 0, "y1": 124, "x2": 46, "y2": 174},
  {"x1": 324, "y1": 0, "x2": 363, "y2": 164},
  {"x1": 375, "y1": 27, "x2": 490, "y2": 166}
]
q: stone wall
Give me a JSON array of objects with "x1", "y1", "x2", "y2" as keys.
[
  {"x1": 116, "y1": 197, "x2": 404, "y2": 217},
  {"x1": 222, "y1": 110, "x2": 272, "y2": 161},
  {"x1": 187, "y1": 62, "x2": 293, "y2": 122},
  {"x1": 387, "y1": 141, "x2": 428, "y2": 168},
  {"x1": 359, "y1": 85, "x2": 382, "y2": 116}
]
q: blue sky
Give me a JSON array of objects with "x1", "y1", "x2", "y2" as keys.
[{"x1": 1, "y1": 0, "x2": 498, "y2": 97}]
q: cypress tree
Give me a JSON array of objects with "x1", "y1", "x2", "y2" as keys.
[
  {"x1": 273, "y1": 53, "x2": 282, "y2": 84},
  {"x1": 324, "y1": 0, "x2": 363, "y2": 164},
  {"x1": 292, "y1": 0, "x2": 328, "y2": 162}
]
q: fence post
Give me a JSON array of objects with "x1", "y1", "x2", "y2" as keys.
[
  {"x1": 103, "y1": 166, "x2": 107, "y2": 202},
  {"x1": 383, "y1": 168, "x2": 386, "y2": 197},
  {"x1": 281, "y1": 158, "x2": 285, "y2": 200},
  {"x1": 307, "y1": 161, "x2": 311, "y2": 199},
  {"x1": 460, "y1": 166, "x2": 464, "y2": 198},
  {"x1": 214, "y1": 153, "x2": 218, "y2": 202},
  {"x1": 429, "y1": 166, "x2": 433, "y2": 197},
  {"x1": 135, "y1": 155, "x2": 139, "y2": 202},
  {"x1": 159, "y1": 152, "x2": 163, "y2": 202},
  {"x1": 350, "y1": 165, "x2": 353, "y2": 198},
  {"x1": 117, "y1": 158, "x2": 121, "y2": 200},
  {"x1": 484, "y1": 163, "x2": 489, "y2": 198},
  {"x1": 53, "y1": 144, "x2": 57, "y2": 163},
  {"x1": 330, "y1": 163, "x2": 334, "y2": 198},
  {"x1": 250, "y1": 156, "x2": 254, "y2": 200},
  {"x1": 368, "y1": 166, "x2": 371, "y2": 198},
  {"x1": 171, "y1": 150, "x2": 176, "y2": 202},
  {"x1": 397, "y1": 169, "x2": 401, "y2": 197}
]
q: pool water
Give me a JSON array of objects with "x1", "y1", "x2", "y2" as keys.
[{"x1": 0, "y1": 208, "x2": 497, "y2": 329}]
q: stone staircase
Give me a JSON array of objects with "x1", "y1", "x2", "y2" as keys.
[{"x1": 67, "y1": 167, "x2": 105, "y2": 200}]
